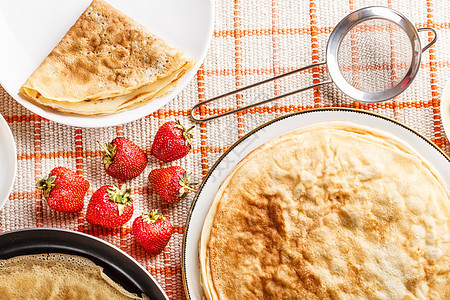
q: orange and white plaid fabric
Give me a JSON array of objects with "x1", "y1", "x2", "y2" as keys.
[{"x1": 0, "y1": 0, "x2": 449, "y2": 299}]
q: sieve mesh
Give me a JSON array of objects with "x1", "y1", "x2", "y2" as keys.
[{"x1": 337, "y1": 19, "x2": 413, "y2": 93}]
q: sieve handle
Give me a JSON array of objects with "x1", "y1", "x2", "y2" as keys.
[
  {"x1": 190, "y1": 61, "x2": 332, "y2": 122},
  {"x1": 417, "y1": 27, "x2": 437, "y2": 53}
]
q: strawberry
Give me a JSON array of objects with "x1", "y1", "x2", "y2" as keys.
[
  {"x1": 36, "y1": 166, "x2": 89, "y2": 213},
  {"x1": 151, "y1": 120, "x2": 194, "y2": 162},
  {"x1": 99, "y1": 137, "x2": 148, "y2": 180},
  {"x1": 148, "y1": 166, "x2": 196, "y2": 203},
  {"x1": 86, "y1": 184, "x2": 134, "y2": 228},
  {"x1": 132, "y1": 210, "x2": 173, "y2": 255}
]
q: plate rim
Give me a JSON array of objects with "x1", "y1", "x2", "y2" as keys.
[
  {"x1": 0, "y1": 227, "x2": 169, "y2": 300},
  {"x1": 181, "y1": 107, "x2": 450, "y2": 299},
  {"x1": 0, "y1": 113, "x2": 17, "y2": 211},
  {"x1": 0, "y1": 0, "x2": 215, "y2": 128}
]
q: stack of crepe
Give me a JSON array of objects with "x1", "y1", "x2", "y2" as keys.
[
  {"x1": 0, "y1": 253, "x2": 149, "y2": 299},
  {"x1": 200, "y1": 122, "x2": 450, "y2": 299},
  {"x1": 19, "y1": 0, "x2": 194, "y2": 115}
]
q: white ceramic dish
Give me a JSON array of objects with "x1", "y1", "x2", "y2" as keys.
[
  {"x1": 182, "y1": 108, "x2": 450, "y2": 300},
  {"x1": 0, "y1": 0, "x2": 214, "y2": 128},
  {"x1": 0, "y1": 114, "x2": 16, "y2": 211},
  {"x1": 440, "y1": 79, "x2": 450, "y2": 139}
]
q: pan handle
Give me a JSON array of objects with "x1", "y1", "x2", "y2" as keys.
[
  {"x1": 189, "y1": 61, "x2": 331, "y2": 122},
  {"x1": 417, "y1": 27, "x2": 437, "y2": 53}
]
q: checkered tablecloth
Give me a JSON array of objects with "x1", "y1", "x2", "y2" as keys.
[{"x1": 1, "y1": 0, "x2": 449, "y2": 299}]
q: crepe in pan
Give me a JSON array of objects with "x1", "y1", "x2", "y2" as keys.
[
  {"x1": 199, "y1": 121, "x2": 450, "y2": 300},
  {"x1": 19, "y1": 0, "x2": 195, "y2": 115},
  {"x1": 0, "y1": 253, "x2": 149, "y2": 299}
]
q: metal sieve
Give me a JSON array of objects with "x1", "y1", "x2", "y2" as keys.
[{"x1": 190, "y1": 6, "x2": 436, "y2": 122}]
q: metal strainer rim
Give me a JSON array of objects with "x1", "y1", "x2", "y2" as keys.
[
  {"x1": 326, "y1": 6, "x2": 422, "y2": 103},
  {"x1": 190, "y1": 6, "x2": 436, "y2": 122}
]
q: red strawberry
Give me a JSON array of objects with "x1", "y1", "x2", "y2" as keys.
[
  {"x1": 86, "y1": 184, "x2": 134, "y2": 228},
  {"x1": 99, "y1": 137, "x2": 148, "y2": 180},
  {"x1": 148, "y1": 166, "x2": 196, "y2": 203},
  {"x1": 132, "y1": 210, "x2": 173, "y2": 255},
  {"x1": 151, "y1": 120, "x2": 194, "y2": 162},
  {"x1": 36, "y1": 167, "x2": 89, "y2": 213}
]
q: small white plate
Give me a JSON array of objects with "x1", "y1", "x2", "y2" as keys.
[
  {"x1": 0, "y1": 0, "x2": 214, "y2": 128},
  {"x1": 440, "y1": 79, "x2": 450, "y2": 139},
  {"x1": 182, "y1": 108, "x2": 450, "y2": 300},
  {"x1": 0, "y1": 114, "x2": 16, "y2": 211}
]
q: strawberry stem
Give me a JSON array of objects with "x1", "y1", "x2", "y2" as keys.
[
  {"x1": 106, "y1": 183, "x2": 132, "y2": 215},
  {"x1": 175, "y1": 119, "x2": 194, "y2": 148},
  {"x1": 177, "y1": 171, "x2": 197, "y2": 199},
  {"x1": 36, "y1": 175, "x2": 57, "y2": 199},
  {"x1": 98, "y1": 141, "x2": 116, "y2": 169},
  {"x1": 142, "y1": 209, "x2": 166, "y2": 223}
]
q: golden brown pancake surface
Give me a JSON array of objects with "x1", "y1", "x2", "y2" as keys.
[
  {"x1": 0, "y1": 253, "x2": 149, "y2": 300},
  {"x1": 199, "y1": 122, "x2": 450, "y2": 300}
]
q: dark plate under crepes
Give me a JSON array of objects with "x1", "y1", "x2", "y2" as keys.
[{"x1": 0, "y1": 228, "x2": 168, "y2": 300}]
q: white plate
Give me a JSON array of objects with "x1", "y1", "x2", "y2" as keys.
[
  {"x1": 440, "y1": 79, "x2": 450, "y2": 138},
  {"x1": 0, "y1": 114, "x2": 17, "y2": 211},
  {"x1": 0, "y1": 0, "x2": 214, "y2": 128},
  {"x1": 182, "y1": 108, "x2": 450, "y2": 300}
]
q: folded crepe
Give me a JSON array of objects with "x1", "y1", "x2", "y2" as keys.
[
  {"x1": 0, "y1": 253, "x2": 149, "y2": 299},
  {"x1": 19, "y1": 0, "x2": 195, "y2": 115}
]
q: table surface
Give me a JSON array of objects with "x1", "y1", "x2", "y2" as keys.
[{"x1": 1, "y1": 0, "x2": 450, "y2": 299}]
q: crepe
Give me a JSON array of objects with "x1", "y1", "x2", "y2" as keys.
[
  {"x1": 19, "y1": 0, "x2": 194, "y2": 115},
  {"x1": 199, "y1": 121, "x2": 450, "y2": 300},
  {"x1": 0, "y1": 253, "x2": 149, "y2": 299}
]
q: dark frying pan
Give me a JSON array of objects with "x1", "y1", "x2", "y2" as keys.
[{"x1": 0, "y1": 228, "x2": 168, "y2": 300}]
